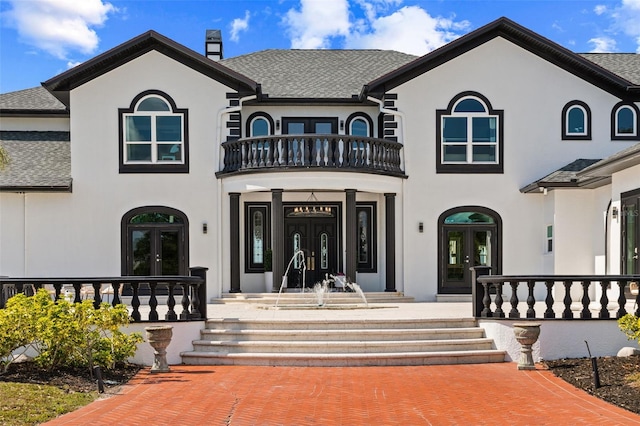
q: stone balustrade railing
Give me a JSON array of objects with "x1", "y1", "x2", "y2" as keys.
[
  {"x1": 472, "y1": 268, "x2": 640, "y2": 320},
  {"x1": 219, "y1": 135, "x2": 405, "y2": 176},
  {"x1": 0, "y1": 267, "x2": 208, "y2": 322}
]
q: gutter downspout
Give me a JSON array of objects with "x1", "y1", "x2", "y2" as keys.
[
  {"x1": 367, "y1": 96, "x2": 406, "y2": 295},
  {"x1": 215, "y1": 95, "x2": 257, "y2": 297}
]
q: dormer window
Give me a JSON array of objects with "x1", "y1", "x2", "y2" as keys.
[
  {"x1": 612, "y1": 102, "x2": 640, "y2": 140},
  {"x1": 119, "y1": 90, "x2": 189, "y2": 173},
  {"x1": 562, "y1": 101, "x2": 591, "y2": 140},
  {"x1": 436, "y1": 92, "x2": 503, "y2": 174}
]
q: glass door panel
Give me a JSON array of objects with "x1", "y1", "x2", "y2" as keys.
[
  {"x1": 473, "y1": 230, "x2": 492, "y2": 267},
  {"x1": 132, "y1": 230, "x2": 151, "y2": 275},
  {"x1": 446, "y1": 230, "x2": 465, "y2": 282},
  {"x1": 623, "y1": 199, "x2": 639, "y2": 274},
  {"x1": 160, "y1": 230, "x2": 180, "y2": 275}
]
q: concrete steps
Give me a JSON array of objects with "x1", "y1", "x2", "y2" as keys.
[
  {"x1": 181, "y1": 317, "x2": 506, "y2": 367},
  {"x1": 211, "y1": 291, "x2": 415, "y2": 305}
]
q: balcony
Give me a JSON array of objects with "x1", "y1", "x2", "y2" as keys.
[{"x1": 218, "y1": 135, "x2": 405, "y2": 177}]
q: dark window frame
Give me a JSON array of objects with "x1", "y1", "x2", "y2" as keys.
[
  {"x1": 118, "y1": 90, "x2": 189, "y2": 174},
  {"x1": 356, "y1": 202, "x2": 377, "y2": 273},
  {"x1": 120, "y1": 205, "x2": 189, "y2": 275},
  {"x1": 346, "y1": 112, "x2": 374, "y2": 137},
  {"x1": 282, "y1": 117, "x2": 338, "y2": 134},
  {"x1": 611, "y1": 102, "x2": 640, "y2": 141},
  {"x1": 245, "y1": 112, "x2": 275, "y2": 137},
  {"x1": 245, "y1": 203, "x2": 271, "y2": 273},
  {"x1": 561, "y1": 100, "x2": 591, "y2": 141},
  {"x1": 436, "y1": 91, "x2": 504, "y2": 174}
]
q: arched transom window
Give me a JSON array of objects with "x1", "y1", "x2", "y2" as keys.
[
  {"x1": 562, "y1": 100, "x2": 591, "y2": 140},
  {"x1": 612, "y1": 102, "x2": 640, "y2": 140}
]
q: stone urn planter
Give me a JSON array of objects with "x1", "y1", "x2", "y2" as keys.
[
  {"x1": 512, "y1": 323, "x2": 541, "y2": 370},
  {"x1": 145, "y1": 325, "x2": 173, "y2": 373}
]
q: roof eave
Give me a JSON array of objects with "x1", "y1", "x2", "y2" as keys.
[
  {"x1": 43, "y1": 30, "x2": 259, "y2": 107},
  {"x1": 366, "y1": 17, "x2": 635, "y2": 98}
]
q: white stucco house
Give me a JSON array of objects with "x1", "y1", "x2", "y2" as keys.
[{"x1": 1, "y1": 17, "x2": 639, "y2": 303}]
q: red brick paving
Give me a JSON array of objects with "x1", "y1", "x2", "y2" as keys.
[{"x1": 44, "y1": 363, "x2": 640, "y2": 425}]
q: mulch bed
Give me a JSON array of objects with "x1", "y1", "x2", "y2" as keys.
[
  {"x1": 545, "y1": 355, "x2": 640, "y2": 414},
  {"x1": 0, "y1": 361, "x2": 140, "y2": 394}
]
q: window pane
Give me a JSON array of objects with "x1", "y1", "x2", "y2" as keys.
[
  {"x1": 472, "y1": 117, "x2": 496, "y2": 142},
  {"x1": 315, "y1": 122, "x2": 332, "y2": 134},
  {"x1": 288, "y1": 123, "x2": 304, "y2": 134},
  {"x1": 253, "y1": 211, "x2": 264, "y2": 264},
  {"x1": 156, "y1": 116, "x2": 182, "y2": 141},
  {"x1": 138, "y1": 97, "x2": 170, "y2": 111},
  {"x1": 252, "y1": 118, "x2": 269, "y2": 136},
  {"x1": 454, "y1": 98, "x2": 485, "y2": 112},
  {"x1": 443, "y1": 117, "x2": 467, "y2": 142},
  {"x1": 472, "y1": 145, "x2": 496, "y2": 162},
  {"x1": 157, "y1": 144, "x2": 182, "y2": 161},
  {"x1": 161, "y1": 231, "x2": 180, "y2": 275},
  {"x1": 351, "y1": 119, "x2": 368, "y2": 137},
  {"x1": 320, "y1": 233, "x2": 328, "y2": 269},
  {"x1": 474, "y1": 230, "x2": 491, "y2": 266},
  {"x1": 126, "y1": 116, "x2": 151, "y2": 141},
  {"x1": 618, "y1": 107, "x2": 635, "y2": 134},
  {"x1": 567, "y1": 107, "x2": 585, "y2": 133},
  {"x1": 358, "y1": 211, "x2": 368, "y2": 263},
  {"x1": 445, "y1": 212, "x2": 495, "y2": 224},
  {"x1": 127, "y1": 144, "x2": 151, "y2": 161},
  {"x1": 130, "y1": 213, "x2": 182, "y2": 224},
  {"x1": 443, "y1": 145, "x2": 467, "y2": 162},
  {"x1": 132, "y1": 230, "x2": 151, "y2": 275},
  {"x1": 293, "y1": 233, "x2": 301, "y2": 269}
]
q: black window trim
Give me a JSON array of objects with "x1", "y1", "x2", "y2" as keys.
[
  {"x1": 356, "y1": 202, "x2": 377, "y2": 273},
  {"x1": 436, "y1": 91, "x2": 504, "y2": 174},
  {"x1": 561, "y1": 100, "x2": 592, "y2": 141},
  {"x1": 346, "y1": 112, "x2": 374, "y2": 137},
  {"x1": 119, "y1": 90, "x2": 190, "y2": 174},
  {"x1": 244, "y1": 202, "x2": 271, "y2": 273},
  {"x1": 611, "y1": 101, "x2": 640, "y2": 141},
  {"x1": 245, "y1": 111, "x2": 275, "y2": 137}
]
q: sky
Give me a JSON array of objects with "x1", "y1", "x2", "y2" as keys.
[{"x1": 1, "y1": 0, "x2": 640, "y2": 94}]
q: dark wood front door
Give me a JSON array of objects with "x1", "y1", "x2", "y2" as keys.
[
  {"x1": 441, "y1": 225, "x2": 496, "y2": 294},
  {"x1": 285, "y1": 216, "x2": 338, "y2": 288}
]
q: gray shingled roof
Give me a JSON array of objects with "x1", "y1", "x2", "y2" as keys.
[
  {"x1": 520, "y1": 159, "x2": 601, "y2": 192},
  {"x1": 0, "y1": 131, "x2": 71, "y2": 190},
  {"x1": 580, "y1": 53, "x2": 640, "y2": 85},
  {"x1": 578, "y1": 142, "x2": 640, "y2": 177},
  {"x1": 0, "y1": 87, "x2": 67, "y2": 112},
  {"x1": 221, "y1": 49, "x2": 417, "y2": 99}
]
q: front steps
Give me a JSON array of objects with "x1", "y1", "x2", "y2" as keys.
[
  {"x1": 211, "y1": 291, "x2": 415, "y2": 305},
  {"x1": 181, "y1": 317, "x2": 506, "y2": 367}
]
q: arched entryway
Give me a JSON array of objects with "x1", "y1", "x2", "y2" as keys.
[{"x1": 437, "y1": 206, "x2": 502, "y2": 294}]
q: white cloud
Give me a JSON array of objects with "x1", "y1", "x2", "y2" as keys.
[
  {"x1": 4, "y1": 0, "x2": 116, "y2": 60},
  {"x1": 594, "y1": 5, "x2": 607, "y2": 15},
  {"x1": 230, "y1": 10, "x2": 250, "y2": 42},
  {"x1": 281, "y1": 0, "x2": 469, "y2": 55},
  {"x1": 599, "y1": 0, "x2": 640, "y2": 52},
  {"x1": 283, "y1": 0, "x2": 351, "y2": 49},
  {"x1": 588, "y1": 36, "x2": 617, "y2": 52},
  {"x1": 345, "y1": 5, "x2": 470, "y2": 55},
  {"x1": 66, "y1": 60, "x2": 82, "y2": 69}
]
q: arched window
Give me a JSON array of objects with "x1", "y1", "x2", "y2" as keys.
[
  {"x1": 612, "y1": 102, "x2": 640, "y2": 140},
  {"x1": 346, "y1": 113, "x2": 373, "y2": 137},
  {"x1": 562, "y1": 100, "x2": 591, "y2": 140},
  {"x1": 121, "y1": 206, "x2": 189, "y2": 276},
  {"x1": 245, "y1": 112, "x2": 274, "y2": 137},
  {"x1": 119, "y1": 90, "x2": 188, "y2": 173},
  {"x1": 436, "y1": 92, "x2": 503, "y2": 173}
]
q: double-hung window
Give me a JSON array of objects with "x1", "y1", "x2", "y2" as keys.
[
  {"x1": 437, "y1": 92, "x2": 503, "y2": 173},
  {"x1": 119, "y1": 91, "x2": 189, "y2": 173}
]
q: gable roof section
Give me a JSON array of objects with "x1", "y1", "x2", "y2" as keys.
[
  {"x1": 580, "y1": 53, "x2": 640, "y2": 86},
  {"x1": 0, "y1": 87, "x2": 67, "y2": 116},
  {"x1": 221, "y1": 49, "x2": 416, "y2": 100},
  {"x1": 43, "y1": 30, "x2": 259, "y2": 107},
  {"x1": 365, "y1": 17, "x2": 639, "y2": 100},
  {"x1": 520, "y1": 159, "x2": 603, "y2": 193},
  {"x1": 0, "y1": 131, "x2": 71, "y2": 192},
  {"x1": 577, "y1": 142, "x2": 640, "y2": 180}
]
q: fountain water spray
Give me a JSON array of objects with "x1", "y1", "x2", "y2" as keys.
[{"x1": 275, "y1": 250, "x2": 306, "y2": 308}]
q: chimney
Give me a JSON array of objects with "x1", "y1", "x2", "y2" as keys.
[{"x1": 205, "y1": 29, "x2": 223, "y2": 61}]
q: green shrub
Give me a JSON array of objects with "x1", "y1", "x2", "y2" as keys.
[
  {"x1": 0, "y1": 289, "x2": 142, "y2": 375},
  {"x1": 618, "y1": 313, "x2": 640, "y2": 344}
]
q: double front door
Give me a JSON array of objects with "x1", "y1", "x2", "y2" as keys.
[
  {"x1": 285, "y1": 216, "x2": 338, "y2": 288},
  {"x1": 441, "y1": 226, "x2": 495, "y2": 294}
]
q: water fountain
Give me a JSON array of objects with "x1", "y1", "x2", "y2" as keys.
[{"x1": 271, "y1": 250, "x2": 371, "y2": 309}]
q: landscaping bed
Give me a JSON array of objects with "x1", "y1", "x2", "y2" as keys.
[{"x1": 545, "y1": 355, "x2": 640, "y2": 414}]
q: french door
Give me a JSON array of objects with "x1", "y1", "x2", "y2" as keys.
[
  {"x1": 282, "y1": 117, "x2": 338, "y2": 135},
  {"x1": 622, "y1": 190, "x2": 640, "y2": 275},
  {"x1": 441, "y1": 226, "x2": 496, "y2": 294},
  {"x1": 128, "y1": 227, "x2": 184, "y2": 276}
]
